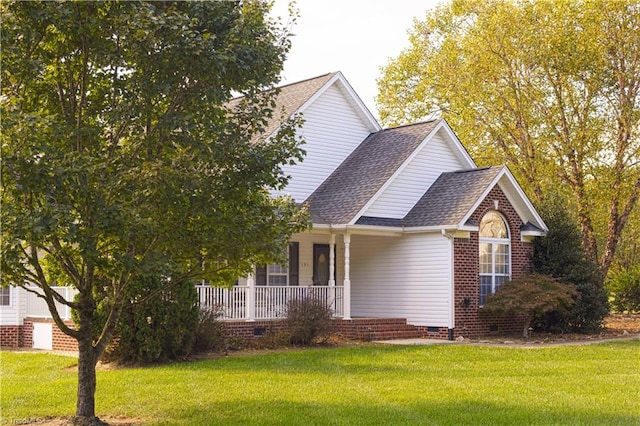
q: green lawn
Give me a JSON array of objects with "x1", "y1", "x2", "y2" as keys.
[{"x1": 2, "y1": 340, "x2": 639, "y2": 425}]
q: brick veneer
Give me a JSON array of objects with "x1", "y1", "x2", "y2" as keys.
[
  {"x1": 22, "y1": 318, "x2": 79, "y2": 351},
  {"x1": 453, "y1": 186, "x2": 534, "y2": 339},
  {"x1": 222, "y1": 319, "x2": 287, "y2": 338},
  {"x1": 0, "y1": 325, "x2": 25, "y2": 347}
]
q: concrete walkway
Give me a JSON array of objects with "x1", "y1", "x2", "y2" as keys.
[{"x1": 374, "y1": 338, "x2": 458, "y2": 345}]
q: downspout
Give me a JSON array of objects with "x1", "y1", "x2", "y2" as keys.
[{"x1": 441, "y1": 229, "x2": 455, "y2": 341}]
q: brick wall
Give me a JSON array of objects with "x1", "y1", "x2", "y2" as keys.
[
  {"x1": 52, "y1": 320, "x2": 79, "y2": 351},
  {"x1": 414, "y1": 326, "x2": 451, "y2": 340},
  {"x1": 23, "y1": 318, "x2": 79, "y2": 351},
  {"x1": 453, "y1": 186, "x2": 534, "y2": 339},
  {"x1": 0, "y1": 325, "x2": 25, "y2": 347},
  {"x1": 221, "y1": 319, "x2": 287, "y2": 339}
]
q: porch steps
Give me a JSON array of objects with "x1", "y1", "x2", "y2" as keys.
[{"x1": 336, "y1": 318, "x2": 423, "y2": 341}]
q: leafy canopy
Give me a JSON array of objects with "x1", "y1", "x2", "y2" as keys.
[
  {"x1": 1, "y1": 0, "x2": 308, "y2": 314},
  {"x1": 377, "y1": 0, "x2": 640, "y2": 277},
  {"x1": 1, "y1": 1, "x2": 307, "y2": 421},
  {"x1": 533, "y1": 193, "x2": 609, "y2": 332}
]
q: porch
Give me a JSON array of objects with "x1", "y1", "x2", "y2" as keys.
[
  {"x1": 13, "y1": 285, "x2": 431, "y2": 350},
  {"x1": 196, "y1": 284, "x2": 345, "y2": 321},
  {"x1": 20, "y1": 284, "x2": 346, "y2": 322}
]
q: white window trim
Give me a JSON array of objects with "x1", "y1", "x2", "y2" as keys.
[
  {"x1": 0, "y1": 286, "x2": 12, "y2": 307},
  {"x1": 266, "y1": 264, "x2": 289, "y2": 286},
  {"x1": 479, "y1": 211, "x2": 511, "y2": 306}
]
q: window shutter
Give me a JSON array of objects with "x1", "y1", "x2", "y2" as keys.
[
  {"x1": 255, "y1": 265, "x2": 266, "y2": 286},
  {"x1": 289, "y1": 242, "x2": 299, "y2": 286}
]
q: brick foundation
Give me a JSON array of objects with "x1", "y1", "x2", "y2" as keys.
[
  {"x1": 335, "y1": 318, "x2": 423, "y2": 340},
  {"x1": 221, "y1": 319, "x2": 287, "y2": 339},
  {"x1": 414, "y1": 326, "x2": 451, "y2": 340},
  {"x1": 0, "y1": 325, "x2": 26, "y2": 347}
]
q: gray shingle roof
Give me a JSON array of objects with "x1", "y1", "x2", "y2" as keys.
[
  {"x1": 306, "y1": 120, "x2": 442, "y2": 224},
  {"x1": 402, "y1": 166, "x2": 504, "y2": 227},
  {"x1": 228, "y1": 73, "x2": 336, "y2": 143},
  {"x1": 355, "y1": 216, "x2": 404, "y2": 227}
]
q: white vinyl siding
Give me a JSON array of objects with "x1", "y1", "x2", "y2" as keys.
[
  {"x1": 241, "y1": 233, "x2": 344, "y2": 287},
  {"x1": 275, "y1": 84, "x2": 373, "y2": 202},
  {"x1": 0, "y1": 286, "x2": 26, "y2": 326},
  {"x1": 350, "y1": 233, "x2": 452, "y2": 327},
  {"x1": 294, "y1": 233, "x2": 328, "y2": 286},
  {"x1": 0, "y1": 287, "x2": 10, "y2": 306},
  {"x1": 363, "y1": 131, "x2": 469, "y2": 219}
]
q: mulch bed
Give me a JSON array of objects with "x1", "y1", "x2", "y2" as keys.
[{"x1": 469, "y1": 313, "x2": 640, "y2": 345}]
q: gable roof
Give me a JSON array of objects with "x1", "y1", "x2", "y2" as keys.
[
  {"x1": 306, "y1": 120, "x2": 442, "y2": 224},
  {"x1": 261, "y1": 73, "x2": 337, "y2": 138},
  {"x1": 229, "y1": 72, "x2": 379, "y2": 143},
  {"x1": 354, "y1": 165, "x2": 547, "y2": 233},
  {"x1": 402, "y1": 166, "x2": 503, "y2": 227}
]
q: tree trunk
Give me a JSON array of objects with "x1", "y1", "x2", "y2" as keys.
[
  {"x1": 74, "y1": 335, "x2": 104, "y2": 425},
  {"x1": 73, "y1": 295, "x2": 106, "y2": 426}
]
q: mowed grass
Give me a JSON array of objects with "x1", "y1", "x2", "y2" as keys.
[{"x1": 2, "y1": 340, "x2": 639, "y2": 425}]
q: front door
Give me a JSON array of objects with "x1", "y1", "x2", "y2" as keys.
[{"x1": 313, "y1": 244, "x2": 331, "y2": 285}]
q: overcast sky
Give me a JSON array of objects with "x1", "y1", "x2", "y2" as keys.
[{"x1": 270, "y1": 0, "x2": 444, "y2": 121}]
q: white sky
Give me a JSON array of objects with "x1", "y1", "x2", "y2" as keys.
[{"x1": 270, "y1": 0, "x2": 444, "y2": 121}]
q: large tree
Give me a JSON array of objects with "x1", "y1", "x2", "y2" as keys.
[
  {"x1": 377, "y1": 0, "x2": 640, "y2": 278},
  {"x1": 1, "y1": 1, "x2": 308, "y2": 424}
]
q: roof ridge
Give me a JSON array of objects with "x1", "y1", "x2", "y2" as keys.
[
  {"x1": 228, "y1": 72, "x2": 336, "y2": 102},
  {"x1": 452, "y1": 166, "x2": 494, "y2": 174},
  {"x1": 276, "y1": 72, "x2": 336, "y2": 90},
  {"x1": 381, "y1": 119, "x2": 441, "y2": 132}
]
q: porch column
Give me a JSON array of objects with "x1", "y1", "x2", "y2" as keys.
[
  {"x1": 343, "y1": 233, "x2": 351, "y2": 320},
  {"x1": 329, "y1": 234, "x2": 336, "y2": 313},
  {"x1": 246, "y1": 272, "x2": 255, "y2": 322}
]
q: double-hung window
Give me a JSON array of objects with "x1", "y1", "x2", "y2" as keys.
[
  {"x1": 0, "y1": 286, "x2": 10, "y2": 306},
  {"x1": 479, "y1": 211, "x2": 510, "y2": 306},
  {"x1": 256, "y1": 242, "x2": 299, "y2": 286}
]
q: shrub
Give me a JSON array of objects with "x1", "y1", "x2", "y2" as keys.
[
  {"x1": 480, "y1": 274, "x2": 578, "y2": 339},
  {"x1": 607, "y1": 265, "x2": 640, "y2": 313},
  {"x1": 533, "y1": 194, "x2": 609, "y2": 332},
  {"x1": 106, "y1": 277, "x2": 199, "y2": 364},
  {"x1": 285, "y1": 294, "x2": 335, "y2": 345},
  {"x1": 193, "y1": 306, "x2": 227, "y2": 353}
]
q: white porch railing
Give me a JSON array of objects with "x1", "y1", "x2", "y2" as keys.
[
  {"x1": 197, "y1": 285, "x2": 344, "y2": 321},
  {"x1": 23, "y1": 284, "x2": 344, "y2": 322},
  {"x1": 25, "y1": 286, "x2": 78, "y2": 320}
]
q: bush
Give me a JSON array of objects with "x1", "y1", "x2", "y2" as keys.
[
  {"x1": 193, "y1": 306, "x2": 227, "y2": 353},
  {"x1": 533, "y1": 194, "x2": 609, "y2": 332},
  {"x1": 106, "y1": 277, "x2": 199, "y2": 364},
  {"x1": 480, "y1": 274, "x2": 578, "y2": 338},
  {"x1": 608, "y1": 265, "x2": 640, "y2": 313},
  {"x1": 285, "y1": 294, "x2": 335, "y2": 345}
]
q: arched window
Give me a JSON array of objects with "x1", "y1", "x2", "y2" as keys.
[{"x1": 479, "y1": 211, "x2": 510, "y2": 305}]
